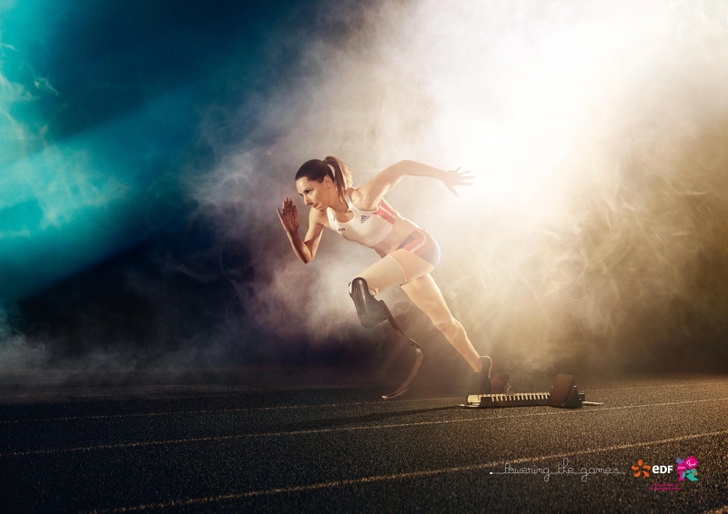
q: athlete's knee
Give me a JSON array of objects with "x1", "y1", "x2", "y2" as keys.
[{"x1": 431, "y1": 313, "x2": 457, "y2": 336}]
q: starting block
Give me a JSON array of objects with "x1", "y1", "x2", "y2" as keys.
[{"x1": 461, "y1": 374, "x2": 601, "y2": 409}]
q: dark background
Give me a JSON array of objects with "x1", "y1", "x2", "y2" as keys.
[
  {"x1": 1, "y1": 0, "x2": 727, "y2": 385},
  {"x1": 1, "y1": 0, "x2": 380, "y2": 378}
]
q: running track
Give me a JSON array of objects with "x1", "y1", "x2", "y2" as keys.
[{"x1": 1, "y1": 374, "x2": 727, "y2": 512}]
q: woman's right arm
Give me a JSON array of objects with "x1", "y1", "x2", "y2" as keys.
[{"x1": 277, "y1": 198, "x2": 324, "y2": 264}]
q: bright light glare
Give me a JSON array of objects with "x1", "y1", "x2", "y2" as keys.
[
  {"x1": 401, "y1": 1, "x2": 676, "y2": 211},
  {"x1": 208, "y1": 0, "x2": 728, "y2": 372}
]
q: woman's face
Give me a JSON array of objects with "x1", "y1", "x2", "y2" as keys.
[{"x1": 295, "y1": 176, "x2": 333, "y2": 211}]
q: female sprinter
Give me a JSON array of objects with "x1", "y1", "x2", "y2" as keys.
[{"x1": 276, "y1": 156, "x2": 492, "y2": 396}]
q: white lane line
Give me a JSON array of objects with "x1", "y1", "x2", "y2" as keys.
[
  {"x1": 4, "y1": 396, "x2": 728, "y2": 458},
  {"x1": 4, "y1": 378, "x2": 728, "y2": 425},
  {"x1": 0, "y1": 396, "x2": 456, "y2": 425},
  {"x1": 586, "y1": 380, "x2": 728, "y2": 393},
  {"x1": 0, "y1": 404, "x2": 373, "y2": 425},
  {"x1": 89, "y1": 428, "x2": 728, "y2": 513},
  {"x1": 581, "y1": 396, "x2": 728, "y2": 411}
]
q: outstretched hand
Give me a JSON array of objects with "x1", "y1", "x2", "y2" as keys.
[
  {"x1": 442, "y1": 167, "x2": 474, "y2": 197},
  {"x1": 277, "y1": 197, "x2": 300, "y2": 234}
]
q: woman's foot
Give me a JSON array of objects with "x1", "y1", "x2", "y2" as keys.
[
  {"x1": 473, "y1": 356, "x2": 492, "y2": 395},
  {"x1": 491, "y1": 373, "x2": 512, "y2": 395}
]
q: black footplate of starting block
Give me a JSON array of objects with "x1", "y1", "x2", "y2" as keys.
[{"x1": 461, "y1": 374, "x2": 596, "y2": 409}]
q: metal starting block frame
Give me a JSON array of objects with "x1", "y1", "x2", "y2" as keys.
[{"x1": 461, "y1": 374, "x2": 599, "y2": 409}]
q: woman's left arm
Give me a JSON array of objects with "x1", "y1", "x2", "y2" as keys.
[{"x1": 356, "y1": 160, "x2": 473, "y2": 207}]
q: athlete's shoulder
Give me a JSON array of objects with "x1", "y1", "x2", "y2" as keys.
[
  {"x1": 309, "y1": 205, "x2": 329, "y2": 228},
  {"x1": 348, "y1": 187, "x2": 378, "y2": 211},
  {"x1": 345, "y1": 187, "x2": 362, "y2": 202}
]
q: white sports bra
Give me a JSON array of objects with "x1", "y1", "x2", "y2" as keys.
[{"x1": 327, "y1": 192, "x2": 398, "y2": 248}]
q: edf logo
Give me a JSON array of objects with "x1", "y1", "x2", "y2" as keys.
[
  {"x1": 632, "y1": 460, "x2": 650, "y2": 477},
  {"x1": 631, "y1": 460, "x2": 673, "y2": 477}
]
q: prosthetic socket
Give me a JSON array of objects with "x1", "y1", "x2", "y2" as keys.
[{"x1": 348, "y1": 277, "x2": 392, "y2": 328}]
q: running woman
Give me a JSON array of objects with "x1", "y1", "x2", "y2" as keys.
[{"x1": 276, "y1": 156, "x2": 492, "y2": 395}]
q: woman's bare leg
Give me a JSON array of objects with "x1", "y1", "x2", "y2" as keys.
[
  {"x1": 355, "y1": 249, "x2": 483, "y2": 373},
  {"x1": 356, "y1": 254, "x2": 408, "y2": 295},
  {"x1": 400, "y1": 273, "x2": 483, "y2": 372}
]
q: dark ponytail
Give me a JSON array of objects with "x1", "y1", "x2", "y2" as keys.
[{"x1": 295, "y1": 156, "x2": 353, "y2": 203}]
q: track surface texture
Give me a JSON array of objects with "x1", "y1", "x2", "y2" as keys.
[{"x1": 1, "y1": 374, "x2": 727, "y2": 513}]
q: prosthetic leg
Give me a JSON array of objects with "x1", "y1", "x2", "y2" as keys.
[{"x1": 349, "y1": 277, "x2": 423, "y2": 399}]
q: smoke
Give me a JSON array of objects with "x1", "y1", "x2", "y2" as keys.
[
  {"x1": 1, "y1": 19, "x2": 54, "y2": 374},
  {"x1": 0, "y1": 303, "x2": 48, "y2": 374},
  {"x1": 195, "y1": 0, "x2": 728, "y2": 373},
  {"x1": 5, "y1": 0, "x2": 725, "y2": 378}
]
